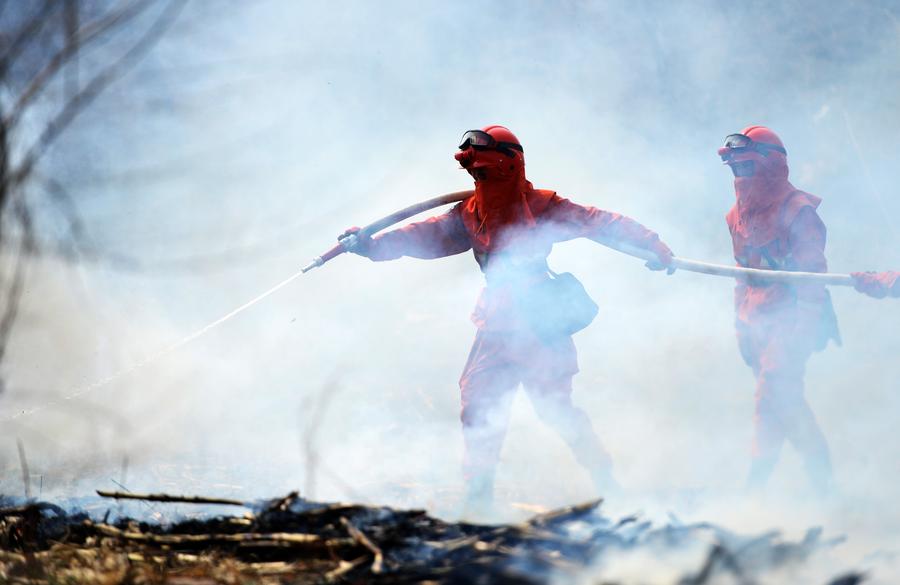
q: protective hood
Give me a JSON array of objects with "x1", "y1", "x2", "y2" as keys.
[
  {"x1": 725, "y1": 126, "x2": 797, "y2": 246},
  {"x1": 455, "y1": 126, "x2": 536, "y2": 251}
]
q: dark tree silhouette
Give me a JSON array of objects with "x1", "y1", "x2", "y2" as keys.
[{"x1": 0, "y1": 0, "x2": 187, "y2": 391}]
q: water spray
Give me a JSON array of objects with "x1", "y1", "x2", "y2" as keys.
[{"x1": 1, "y1": 190, "x2": 476, "y2": 422}]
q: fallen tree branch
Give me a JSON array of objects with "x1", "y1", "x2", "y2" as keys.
[
  {"x1": 96, "y1": 490, "x2": 247, "y2": 507},
  {"x1": 87, "y1": 520, "x2": 355, "y2": 549},
  {"x1": 340, "y1": 516, "x2": 384, "y2": 574},
  {"x1": 324, "y1": 555, "x2": 369, "y2": 583},
  {"x1": 527, "y1": 498, "x2": 603, "y2": 528},
  {"x1": 0, "y1": 501, "x2": 66, "y2": 518}
]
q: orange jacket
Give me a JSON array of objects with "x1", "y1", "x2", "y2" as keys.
[{"x1": 726, "y1": 190, "x2": 840, "y2": 348}]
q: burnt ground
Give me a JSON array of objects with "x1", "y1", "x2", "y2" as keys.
[{"x1": 0, "y1": 491, "x2": 866, "y2": 584}]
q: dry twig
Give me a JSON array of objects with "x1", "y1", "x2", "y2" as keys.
[
  {"x1": 88, "y1": 520, "x2": 355, "y2": 549},
  {"x1": 340, "y1": 516, "x2": 384, "y2": 574},
  {"x1": 96, "y1": 490, "x2": 247, "y2": 507},
  {"x1": 15, "y1": 437, "x2": 30, "y2": 499}
]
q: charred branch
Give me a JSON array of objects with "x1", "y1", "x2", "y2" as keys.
[
  {"x1": 87, "y1": 520, "x2": 356, "y2": 550},
  {"x1": 96, "y1": 490, "x2": 247, "y2": 507}
]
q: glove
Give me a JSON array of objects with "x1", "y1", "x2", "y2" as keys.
[
  {"x1": 338, "y1": 226, "x2": 375, "y2": 258},
  {"x1": 851, "y1": 271, "x2": 895, "y2": 299},
  {"x1": 644, "y1": 240, "x2": 675, "y2": 275}
]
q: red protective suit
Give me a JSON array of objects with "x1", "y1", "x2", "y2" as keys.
[
  {"x1": 358, "y1": 126, "x2": 671, "y2": 506},
  {"x1": 368, "y1": 188, "x2": 666, "y2": 479},
  {"x1": 721, "y1": 126, "x2": 838, "y2": 494},
  {"x1": 851, "y1": 271, "x2": 900, "y2": 299}
]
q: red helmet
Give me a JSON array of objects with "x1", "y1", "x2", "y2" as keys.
[
  {"x1": 742, "y1": 125, "x2": 785, "y2": 151},
  {"x1": 717, "y1": 125, "x2": 787, "y2": 177},
  {"x1": 455, "y1": 125, "x2": 524, "y2": 170},
  {"x1": 480, "y1": 125, "x2": 522, "y2": 150},
  {"x1": 717, "y1": 125, "x2": 787, "y2": 159}
]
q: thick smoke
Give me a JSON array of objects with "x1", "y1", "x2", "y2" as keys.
[{"x1": 0, "y1": 0, "x2": 898, "y2": 581}]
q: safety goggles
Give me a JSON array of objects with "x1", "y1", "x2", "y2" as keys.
[
  {"x1": 458, "y1": 130, "x2": 524, "y2": 154},
  {"x1": 720, "y1": 133, "x2": 787, "y2": 157}
]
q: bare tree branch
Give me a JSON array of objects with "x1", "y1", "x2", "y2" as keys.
[
  {"x1": 0, "y1": 0, "x2": 190, "y2": 389},
  {"x1": 0, "y1": 253, "x2": 24, "y2": 366},
  {"x1": 64, "y1": 0, "x2": 80, "y2": 98},
  {"x1": 0, "y1": 1, "x2": 58, "y2": 78},
  {"x1": 43, "y1": 177, "x2": 89, "y2": 249},
  {"x1": 0, "y1": 199, "x2": 33, "y2": 364},
  {"x1": 9, "y1": 0, "x2": 187, "y2": 190},
  {"x1": 5, "y1": 0, "x2": 156, "y2": 131},
  {"x1": 0, "y1": 103, "x2": 8, "y2": 241}
]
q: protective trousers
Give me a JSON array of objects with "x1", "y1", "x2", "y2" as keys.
[
  {"x1": 737, "y1": 316, "x2": 832, "y2": 494},
  {"x1": 458, "y1": 330, "x2": 613, "y2": 492}
]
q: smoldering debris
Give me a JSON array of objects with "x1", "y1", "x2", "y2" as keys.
[{"x1": 0, "y1": 492, "x2": 864, "y2": 585}]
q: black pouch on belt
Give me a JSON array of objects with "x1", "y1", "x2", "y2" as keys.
[{"x1": 519, "y1": 269, "x2": 599, "y2": 340}]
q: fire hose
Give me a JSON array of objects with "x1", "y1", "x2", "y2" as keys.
[
  {"x1": 2, "y1": 189, "x2": 857, "y2": 422},
  {"x1": 301, "y1": 190, "x2": 475, "y2": 273},
  {"x1": 301, "y1": 189, "x2": 855, "y2": 287}
]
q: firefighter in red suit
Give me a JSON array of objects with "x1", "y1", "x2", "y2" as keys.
[
  {"x1": 719, "y1": 126, "x2": 841, "y2": 495},
  {"x1": 344, "y1": 126, "x2": 674, "y2": 512},
  {"x1": 851, "y1": 271, "x2": 900, "y2": 298}
]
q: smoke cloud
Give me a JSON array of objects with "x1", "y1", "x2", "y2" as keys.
[{"x1": 1, "y1": 0, "x2": 898, "y2": 581}]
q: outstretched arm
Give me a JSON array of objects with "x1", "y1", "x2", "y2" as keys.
[
  {"x1": 345, "y1": 203, "x2": 471, "y2": 261},
  {"x1": 542, "y1": 195, "x2": 674, "y2": 269}
]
